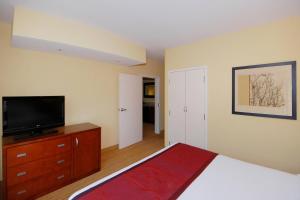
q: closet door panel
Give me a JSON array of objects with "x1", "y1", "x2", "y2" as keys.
[
  {"x1": 186, "y1": 69, "x2": 206, "y2": 148},
  {"x1": 168, "y1": 71, "x2": 186, "y2": 144}
]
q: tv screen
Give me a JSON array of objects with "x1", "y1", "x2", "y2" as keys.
[{"x1": 2, "y1": 96, "x2": 65, "y2": 137}]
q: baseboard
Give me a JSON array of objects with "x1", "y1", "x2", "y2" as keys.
[{"x1": 102, "y1": 144, "x2": 118, "y2": 152}]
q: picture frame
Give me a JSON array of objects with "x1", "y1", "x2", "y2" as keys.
[
  {"x1": 232, "y1": 61, "x2": 296, "y2": 120},
  {"x1": 144, "y1": 82, "x2": 155, "y2": 98}
]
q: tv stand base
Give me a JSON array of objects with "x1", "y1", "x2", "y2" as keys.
[{"x1": 14, "y1": 129, "x2": 58, "y2": 140}]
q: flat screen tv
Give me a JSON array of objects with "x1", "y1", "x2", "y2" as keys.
[{"x1": 2, "y1": 96, "x2": 65, "y2": 138}]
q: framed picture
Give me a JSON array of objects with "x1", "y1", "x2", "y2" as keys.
[
  {"x1": 232, "y1": 61, "x2": 296, "y2": 120},
  {"x1": 144, "y1": 82, "x2": 155, "y2": 98}
]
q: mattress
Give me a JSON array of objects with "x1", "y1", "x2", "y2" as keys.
[{"x1": 69, "y1": 144, "x2": 300, "y2": 200}]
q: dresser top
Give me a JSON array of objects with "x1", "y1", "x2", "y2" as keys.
[{"x1": 2, "y1": 123, "x2": 101, "y2": 148}]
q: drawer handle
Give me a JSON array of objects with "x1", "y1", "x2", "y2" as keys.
[
  {"x1": 57, "y1": 143, "x2": 65, "y2": 148},
  {"x1": 57, "y1": 159, "x2": 65, "y2": 164},
  {"x1": 57, "y1": 175, "x2": 65, "y2": 180},
  {"x1": 16, "y1": 153, "x2": 27, "y2": 158},
  {"x1": 17, "y1": 171, "x2": 27, "y2": 177},
  {"x1": 17, "y1": 190, "x2": 27, "y2": 195}
]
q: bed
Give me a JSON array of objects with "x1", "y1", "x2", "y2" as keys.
[{"x1": 69, "y1": 143, "x2": 300, "y2": 200}]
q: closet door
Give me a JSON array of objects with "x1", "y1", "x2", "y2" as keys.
[
  {"x1": 185, "y1": 69, "x2": 206, "y2": 149},
  {"x1": 168, "y1": 71, "x2": 186, "y2": 144}
]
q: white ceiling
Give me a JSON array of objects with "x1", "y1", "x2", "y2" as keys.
[{"x1": 0, "y1": 0, "x2": 299, "y2": 60}]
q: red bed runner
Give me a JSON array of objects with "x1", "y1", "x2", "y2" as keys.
[{"x1": 73, "y1": 143, "x2": 217, "y2": 200}]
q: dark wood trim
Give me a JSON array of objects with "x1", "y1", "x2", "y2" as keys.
[
  {"x1": 0, "y1": 180, "x2": 3, "y2": 200},
  {"x1": 232, "y1": 61, "x2": 297, "y2": 120}
]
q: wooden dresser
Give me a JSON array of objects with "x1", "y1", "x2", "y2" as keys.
[{"x1": 2, "y1": 123, "x2": 101, "y2": 200}]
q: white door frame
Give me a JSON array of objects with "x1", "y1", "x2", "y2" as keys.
[
  {"x1": 168, "y1": 66, "x2": 208, "y2": 149},
  {"x1": 142, "y1": 75, "x2": 161, "y2": 134}
]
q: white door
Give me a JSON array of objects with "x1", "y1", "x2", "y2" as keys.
[
  {"x1": 119, "y1": 74, "x2": 143, "y2": 149},
  {"x1": 186, "y1": 69, "x2": 207, "y2": 149},
  {"x1": 168, "y1": 71, "x2": 186, "y2": 144}
]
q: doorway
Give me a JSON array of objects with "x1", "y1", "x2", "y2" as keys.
[
  {"x1": 143, "y1": 78, "x2": 155, "y2": 138},
  {"x1": 142, "y1": 77, "x2": 160, "y2": 138}
]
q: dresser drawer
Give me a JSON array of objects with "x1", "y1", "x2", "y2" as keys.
[
  {"x1": 7, "y1": 169, "x2": 71, "y2": 200},
  {"x1": 42, "y1": 137, "x2": 71, "y2": 157},
  {"x1": 7, "y1": 153, "x2": 71, "y2": 186},
  {"x1": 7, "y1": 160, "x2": 43, "y2": 187},
  {"x1": 7, "y1": 179, "x2": 39, "y2": 200},
  {"x1": 43, "y1": 153, "x2": 71, "y2": 174},
  {"x1": 6, "y1": 143, "x2": 43, "y2": 167},
  {"x1": 40, "y1": 168, "x2": 71, "y2": 192},
  {"x1": 6, "y1": 136, "x2": 71, "y2": 167}
]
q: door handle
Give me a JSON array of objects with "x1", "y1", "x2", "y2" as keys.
[
  {"x1": 75, "y1": 137, "x2": 79, "y2": 147},
  {"x1": 119, "y1": 108, "x2": 127, "y2": 112},
  {"x1": 184, "y1": 106, "x2": 187, "y2": 112}
]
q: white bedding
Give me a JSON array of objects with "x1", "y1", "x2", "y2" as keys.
[
  {"x1": 178, "y1": 155, "x2": 300, "y2": 200},
  {"x1": 69, "y1": 144, "x2": 300, "y2": 200}
]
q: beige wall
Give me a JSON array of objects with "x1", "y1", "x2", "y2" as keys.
[
  {"x1": 165, "y1": 17, "x2": 300, "y2": 174},
  {"x1": 0, "y1": 22, "x2": 164, "y2": 180}
]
